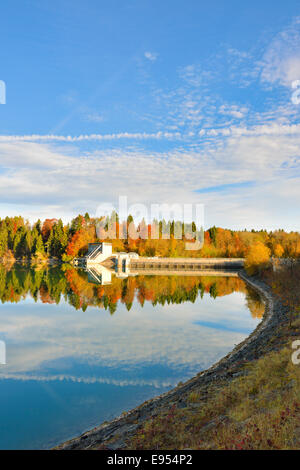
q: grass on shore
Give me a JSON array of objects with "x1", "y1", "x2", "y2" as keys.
[
  {"x1": 125, "y1": 267, "x2": 300, "y2": 450},
  {"x1": 127, "y1": 325, "x2": 300, "y2": 449}
]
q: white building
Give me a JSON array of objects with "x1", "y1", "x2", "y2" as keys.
[
  {"x1": 86, "y1": 242, "x2": 113, "y2": 265},
  {"x1": 84, "y1": 243, "x2": 139, "y2": 273}
]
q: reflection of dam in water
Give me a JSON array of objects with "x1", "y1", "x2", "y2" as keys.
[
  {"x1": 78, "y1": 243, "x2": 244, "y2": 285},
  {"x1": 86, "y1": 264, "x2": 240, "y2": 285},
  {"x1": 87, "y1": 265, "x2": 113, "y2": 285}
]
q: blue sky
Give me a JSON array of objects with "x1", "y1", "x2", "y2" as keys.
[{"x1": 0, "y1": 0, "x2": 300, "y2": 230}]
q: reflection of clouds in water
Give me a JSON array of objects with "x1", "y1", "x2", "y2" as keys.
[
  {"x1": 0, "y1": 291, "x2": 260, "y2": 380},
  {"x1": 0, "y1": 373, "x2": 176, "y2": 389}
]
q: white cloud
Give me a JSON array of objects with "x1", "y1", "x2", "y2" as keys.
[
  {"x1": 83, "y1": 112, "x2": 104, "y2": 123},
  {"x1": 144, "y1": 51, "x2": 158, "y2": 61},
  {"x1": 0, "y1": 292, "x2": 256, "y2": 382},
  {"x1": 178, "y1": 64, "x2": 213, "y2": 87},
  {"x1": 227, "y1": 47, "x2": 251, "y2": 60},
  {"x1": 261, "y1": 17, "x2": 300, "y2": 87},
  {"x1": 0, "y1": 131, "x2": 181, "y2": 143},
  {"x1": 0, "y1": 119, "x2": 299, "y2": 230},
  {"x1": 151, "y1": 59, "x2": 252, "y2": 132},
  {"x1": 219, "y1": 105, "x2": 248, "y2": 119}
]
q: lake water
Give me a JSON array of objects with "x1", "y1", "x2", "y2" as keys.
[{"x1": 0, "y1": 265, "x2": 264, "y2": 449}]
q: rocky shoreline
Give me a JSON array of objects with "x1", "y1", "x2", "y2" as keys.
[{"x1": 56, "y1": 270, "x2": 289, "y2": 450}]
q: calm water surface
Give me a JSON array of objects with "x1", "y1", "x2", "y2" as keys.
[{"x1": 0, "y1": 266, "x2": 264, "y2": 449}]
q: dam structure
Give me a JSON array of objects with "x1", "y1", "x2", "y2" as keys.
[{"x1": 74, "y1": 243, "x2": 245, "y2": 282}]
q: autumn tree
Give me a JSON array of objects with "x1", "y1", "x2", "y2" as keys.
[
  {"x1": 41, "y1": 219, "x2": 58, "y2": 242},
  {"x1": 274, "y1": 243, "x2": 284, "y2": 258},
  {"x1": 245, "y1": 241, "x2": 271, "y2": 275},
  {"x1": 66, "y1": 226, "x2": 95, "y2": 258}
]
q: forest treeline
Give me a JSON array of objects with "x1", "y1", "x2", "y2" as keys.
[
  {"x1": 0, "y1": 213, "x2": 299, "y2": 262},
  {"x1": 0, "y1": 265, "x2": 263, "y2": 318}
]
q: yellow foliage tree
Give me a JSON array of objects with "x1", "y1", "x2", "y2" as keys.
[
  {"x1": 245, "y1": 241, "x2": 271, "y2": 275},
  {"x1": 274, "y1": 243, "x2": 284, "y2": 258}
]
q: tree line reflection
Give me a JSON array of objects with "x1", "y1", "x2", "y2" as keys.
[{"x1": 0, "y1": 265, "x2": 264, "y2": 318}]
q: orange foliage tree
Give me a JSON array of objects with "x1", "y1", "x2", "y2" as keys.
[
  {"x1": 245, "y1": 241, "x2": 271, "y2": 275},
  {"x1": 66, "y1": 226, "x2": 96, "y2": 258}
]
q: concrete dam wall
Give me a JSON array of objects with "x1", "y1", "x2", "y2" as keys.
[{"x1": 129, "y1": 257, "x2": 244, "y2": 271}]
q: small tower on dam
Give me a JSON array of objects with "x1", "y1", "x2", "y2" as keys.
[
  {"x1": 76, "y1": 243, "x2": 139, "y2": 273},
  {"x1": 85, "y1": 242, "x2": 113, "y2": 266}
]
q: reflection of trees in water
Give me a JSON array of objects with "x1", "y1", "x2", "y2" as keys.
[
  {"x1": 0, "y1": 265, "x2": 252, "y2": 315},
  {"x1": 245, "y1": 286, "x2": 265, "y2": 319}
]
